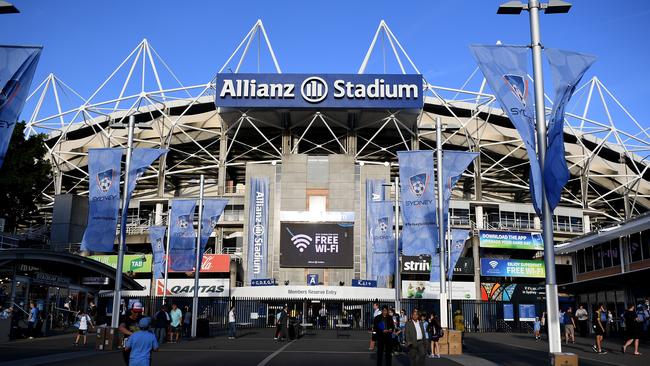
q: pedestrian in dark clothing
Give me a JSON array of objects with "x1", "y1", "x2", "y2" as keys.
[
  {"x1": 277, "y1": 305, "x2": 289, "y2": 341},
  {"x1": 154, "y1": 306, "x2": 169, "y2": 344},
  {"x1": 405, "y1": 309, "x2": 426, "y2": 366},
  {"x1": 473, "y1": 313, "x2": 479, "y2": 332},
  {"x1": 373, "y1": 305, "x2": 395, "y2": 366},
  {"x1": 622, "y1": 304, "x2": 643, "y2": 355}
]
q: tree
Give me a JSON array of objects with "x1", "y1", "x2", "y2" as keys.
[{"x1": 0, "y1": 122, "x2": 51, "y2": 232}]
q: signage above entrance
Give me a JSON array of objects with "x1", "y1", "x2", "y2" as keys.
[{"x1": 215, "y1": 73, "x2": 424, "y2": 109}]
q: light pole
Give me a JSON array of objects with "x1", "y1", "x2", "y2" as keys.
[
  {"x1": 393, "y1": 176, "x2": 400, "y2": 311},
  {"x1": 436, "y1": 116, "x2": 448, "y2": 330},
  {"x1": 497, "y1": 0, "x2": 571, "y2": 354},
  {"x1": 191, "y1": 174, "x2": 205, "y2": 338}
]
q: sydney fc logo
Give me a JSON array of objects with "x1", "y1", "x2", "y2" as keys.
[
  {"x1": 178, "y1": 215, "x2": 190, "y2": 229},
  {"x1": 502, "y1": 74, "x2": 528, "y2": 106},
  {"x1": 409, "y1": 173, "x2": 428, "y2": 198},
  {"x1": 377, "y1": 217, "x2": 389, "y2": 234},
  {"x1": 155, "y1": 238, "x2": 163, "y2": 250},
  {"x1": 209, "y1": 215, "x2": 219, "y2": 228},
  {"x1": 96, "y1": 169, "x2": 114, "y2": 192}
]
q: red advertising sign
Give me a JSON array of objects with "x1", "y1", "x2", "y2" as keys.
[{"x1": 168, "y1": 254, "x2": 230, "y2": 273}]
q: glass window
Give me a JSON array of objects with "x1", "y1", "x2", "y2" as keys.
[
  {"x1": 500, "y1": 211, "x2": 515, "y2": 229},
  {"x1": 451, "y1": 208, "x2": 470, "y2": 226},
  {"x1": 630, "y1": 233, "x2": 643, "y2": 262},
  {"x1": 576, "y1": 249, "x2": 585, "y2": 273},
  {"x1": 557, "y1": 215, "x2": 570, "y2": 232},
  {"x1": 516, "y1": 212, "x2": 531, "y2": 229},
  {"x1": 570, "y1": 216, "x2": 583, "y2": 233},
  {"x1": 602, "y1": 242, "x2": 613, "y2": 268},
  {"x1": 642, "y1": 229, "x2": 650, "y2": 260},
  {"x1": 594, "y1": 244, "x2": 603, "y2": 270},
  {"x1": 611, "y1": 239, "x2": 621, "y2": 267},
  {"x1": 585, "y1": 247, "x2": 594, "y2": 272}
]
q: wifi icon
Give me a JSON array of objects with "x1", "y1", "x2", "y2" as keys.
[
  {"x1": 291, "y1": 234, "x2": 312, "y2": 252},
  {"x1": 489, "y1": 260, "x2": 499, "y2": 269}
]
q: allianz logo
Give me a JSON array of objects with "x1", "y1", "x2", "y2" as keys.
[{"x1": 219, "y1": 77, "x2": 419, "y2": 103}]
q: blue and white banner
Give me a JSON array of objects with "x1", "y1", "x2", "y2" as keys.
[
  {"x1": 215, "y1": 73, "x2": 423, "y2": 110},
  {"x1": 447, "y1": 229, "x2": 470, "y2": 280},
  {"x1": 247, "y1": 177, "x2": 269, "y2": 280},
  {"x1": 365, "y1": 179, "x2": 385, "y2": 280},
  {"x1": 0, "y1": 46, "x2": 41, "y2": 168},
  {"x1": 545, "y1": 48, "x2": 596, "y2": 211},
  {"x1": 148, "y1": 226, "x2": 166, "y2": 279},
  {"x1": 119, "y1": 148, "x2": 167, "y2": 249},
  {"x1": 169, "y1": 199, "x2": 197, "y2": 272},
  {"x1": 470, "y1": 45, "x2": 543, "y2": 215},
  {"x1": 369, "y1": 201, "x2": 395, "y2": 277},
  {"x1": 200, "y1": 198, "x2": 228, "y2": 263},
  {"x1": 81, "y1": 148, "x2": 122, "y2": 252},
  {"x1": 441, "y1": 150, "x2": 478, "y2": 237},
  {"x1": 397, "y1": 150, "x2": 438, "y2": 256}
]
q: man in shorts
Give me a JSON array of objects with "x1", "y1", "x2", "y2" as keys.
[
  {"x1": 592, "y1": 304, "x2": 607, "y2": 354},
  {"x1": 169, "y1": 303, "x2": 182, "y2": 343},
  {"x1": 74, "y1": 309, "x2": 93, "y2": 346}
]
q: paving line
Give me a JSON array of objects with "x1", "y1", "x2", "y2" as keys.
[
  {"x1": 256, "y1": 340, "x2": 296, "y2": 366},
  {"x1": 0, "y1": 350, "x2": 101, "y2": 366}
]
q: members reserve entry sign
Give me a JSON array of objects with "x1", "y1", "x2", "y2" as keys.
[
  {"x1": 215, "y1": 73, "x2": 423, "y2": 109},
  {"x1": 280, "y1": 222, "x2": 354, "y2": 268}
]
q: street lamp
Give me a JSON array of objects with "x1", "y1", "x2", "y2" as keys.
[{"x1": 496, "y1": 0, "x2": 571, "y2": 355}]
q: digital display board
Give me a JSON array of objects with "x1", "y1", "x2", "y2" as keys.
[{"x1": 280, "y1": 222, "x2": 353, "y2": 268}]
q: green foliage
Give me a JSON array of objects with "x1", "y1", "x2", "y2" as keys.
[{"x1": 0, "y1": 122, "x2": 51, "y2": 231}]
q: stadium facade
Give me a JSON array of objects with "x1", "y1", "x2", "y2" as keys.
[{"x1": 17, "y1": 20, "x2": 650, "y2": 312}]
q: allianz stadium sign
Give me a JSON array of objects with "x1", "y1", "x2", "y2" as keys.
[{"x1": 215, "y1": 73, "x2": 423, "y2": 109}]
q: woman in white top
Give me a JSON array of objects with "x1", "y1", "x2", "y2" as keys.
[
  {"x1": 74, "y1": 309, "x2": 93, "y2": 346},
  {"x1": 228, "y1": 306, "x2": 236, "y2": 339}
]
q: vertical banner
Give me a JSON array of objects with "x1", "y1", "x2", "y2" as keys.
[
  {"x1": 148, "y1": 226, "x2": 166, "y2": 279},
  {"x1": 169, "y1": 199, "x2": 197, "y2": 271},
  {"x1": 80, "y1": 148, "x2": 122, "y2": 252},
  {"x1": 365, "y1": 179, "x2": 385, "y2": 280},
  {"x1": 0, "y1": 46, "x2": 42, "y2": 168},
  {"x1": 470, "y1": 44, "x2": 542, "y2": 215},
  {"x1": 200, "y1": 198, "x2": 228, "y2": 263},
  {"x1": 369, "y1": 201, "x2": 395, "y2": 277},
  {"x1": 119, "y1": 148, "x2": 167, "y2": 248},
  {"x1": 545, "y1": 48, "x2": 596, "y2": 211},
  {"x1": 447, "y1": 229, "x2": 470, "y2": 280},
  {"x1": 397, "y1": 151, "x2": 438, "y2": 256},
  {"x1": 441, "y1": 150, "x2": 478, "y2": 238},
  {"x1": 247, "y1": 177, "x2": 269, "y2": 280}
]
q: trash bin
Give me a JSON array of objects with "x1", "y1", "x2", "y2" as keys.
[{"x1": 197, "y1": 318, "x2": 209, "y2": 338}]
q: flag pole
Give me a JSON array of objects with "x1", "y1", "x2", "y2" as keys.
[
  {"x1": 162, "y1": 204, "x2": 172, "y2": 305},
  {"x1": 436, "y1": 116, "x2": 448, "y2": 329},
  {"x1": 191, "y1": 174, "x2": 205, "y2": 338},
  {"x1": 394, "y1": 176, "x2": 400, "y2": 312}
]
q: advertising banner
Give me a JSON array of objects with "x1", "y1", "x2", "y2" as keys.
[
  {"x1": 365, "y1": 179, "x2": 385, "y2": 281},
  {"x1": 481, "y1": 282, "x2": 546, "y2": 302},
  {"x1": 0, "y1": 46, "x2": 41, "y2": 168},
  {"x1": 441, "y1": 151, "x2": 478, "y2": 239},
  {"x1": 519, "y1": 304, "x2": 536, "y2": 321},
  {"x1": 480, "y1": 258, "x2": 545, "y2": 278},
  {"x1": 369, "y1": 201, "x2": 395, "y2": 277},
  {"x1": 397, "y1": 150, "x2": 438, "y2": 256},
  {"x1": 248, "y1": 177, "x2": 269, "y2": 280},
  {"x1": 215, "y1": 73, "x2": 423, "y2": 109},
  {"x1": 447, "y1": 229, "x2": 470, "y2": 280},
  {"x1": 89, "y1": 254, "x2": 152, "y2": 273},
  {"x1": 81, "y1": 148, "x2": 122, "y2": 252},
  {"x1": 401, "y1": 256, "x2": 474, "y2": 275},
  {"x1": 167, "y1": 254, "x2": 230, "y2": 273},
  {"x1": 280, "y1": 222, "x2": 354, "y2": 268},
  {"x1": 478, "y1": 230, "x2": 543, "y2": 250},
  {"x1": 231, "y1": 285, "x2": 395, "y2": 300},
  {"x1": 401, "y1": 280, "x2": 477, "y2": 300},
  {"x1": 168, "y1": 199, "x2": 197, "y2": 272},
  {"x1": 155, "y1": 278, "x2": 229, "y2": 297},
  {"x1": 148, "y1": 226, "x2": 166, "y2": 279},
  {"x1": 199, "y1": 198, "x2": 228, "y2": 263}
]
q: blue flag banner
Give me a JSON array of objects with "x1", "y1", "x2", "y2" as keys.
[
  {"x1": 148, "y1": 226, "x2": 166, "y2": 279},
  {"x1": 398, "y1": 150, "x2": 438, "y2": 256},
  {"x1": 447, "y1": 229, "x2": 470, "y2": 280},
  {"x1": 429, "y1": 253, "x2": 441, "y2": 283},
  {"x1": 80, "y1": 148, "x2": 122, "y2": 252},
  {"x1": 169, "y1": 199, "x2": 197, "y2": 272},
  {"x1": 247, "y1": 177, "x2": 270, "y2": 280},
  {"x1": 441, "y1": 150, "x2": 478, "y2": 238},
  {"x1": 119, "y1": 148, "x2": 167, "y2": 249},
  {"x1": 0, "y1": 46, "x2": 42, "y2": 168},
  {"x1": 369, "y1": 201, "x2": 395, "y2": 277},
  {"x1": 365, "y1": 179, "x2": 385, "y2": 280},
  {"x1": 545, "y1": 48, "x2": 596, "y2": 211},
  {"x1": 470, "y1": 45, "x2": 543, "y2": 215},
  {"x1": 200, "y1": 198, "x2": 228, "y2": 263}
]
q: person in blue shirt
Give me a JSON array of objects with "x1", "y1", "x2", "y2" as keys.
[
  {"x1": 533, "y1": 317, "x2": 541, "y2": 341},
  {"x1": 125, "y1": 317, "x2": 159, "y2": 366},
  {"x1": 28, "y1": 302, "x2": 39, "y2": 339}
]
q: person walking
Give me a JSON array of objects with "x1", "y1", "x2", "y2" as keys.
[
  {"x1": 125, "y1": 317, "x2": 159, "y2": 366},
  {"x1": 183, "y1": 306, "x2": 191, "y2": 338},
  {"x1": 472, "y1": 313, "x2": 479, "y2": 333},
  {"x1": 319, "y1": 305, "x2": 328, "y2": 330},
  {"x1": 118, "y1": 301, "x2": 144, "y2": 365},
  {"x1": 369, "y1": 302, "x2": 380, "y2": 351},
  {"x1": 559, "y1": 309, "x2": 566, "y2": 342},
  {"x1": 405, "y1": 309, "x2": 426, "y2": 366},
  {"x1": 420, "y1": 312, "x2": 429, "y2": 356},
  {"x1": 169, "y1": 304, "x2": 182, "y2": 343},
  {"x1": 27, "y1": 302, "x2": 38, "y2": 339},
  {"x1": 533, "y1": 317, "x2": 541, "y2": 340},
  {"x1": 427, "y1": 313, "x2": 443, "y2": 359},
  {"x1": 564, "y1": 307, "x2": 576, "y2": 344},
  {"x1": 73, "y1": 309, "x2": 93, "y2": 346},
  {"x1": 622, "y1": 304, "x2": 643, "y2": 355},
  {"x1": 228, "y1": 306, "x2": 236, "y2": 339},
  {"x1": 398, "y1": 309, "x2": 407, "y2": 345},
  {"x1": 606, "y1": 310, "x2": 614, "y2": 338},
  {"x1": 373, "y1": 306, "x2": 395, "y2": 366},
  {"x1": 277, "y1": 305, "x2": 289, "y2": 341},
  {"x1": 592, "y1": 304, "x2": 607, "y2": 354},
  {"x1": 575, "y1": 305, "x2": 589, "y2": 337},
  {"x1": 153, "y1": 305, "x2": 169, "y2": 344}
]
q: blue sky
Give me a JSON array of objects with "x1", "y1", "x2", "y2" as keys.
[{"x1": 2, "y1": 0, "x2": 649, "y2": 133}]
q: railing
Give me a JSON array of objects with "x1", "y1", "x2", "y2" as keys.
[{"x1": 222, "y1": 247, "x2": 242, "y2": 256}]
